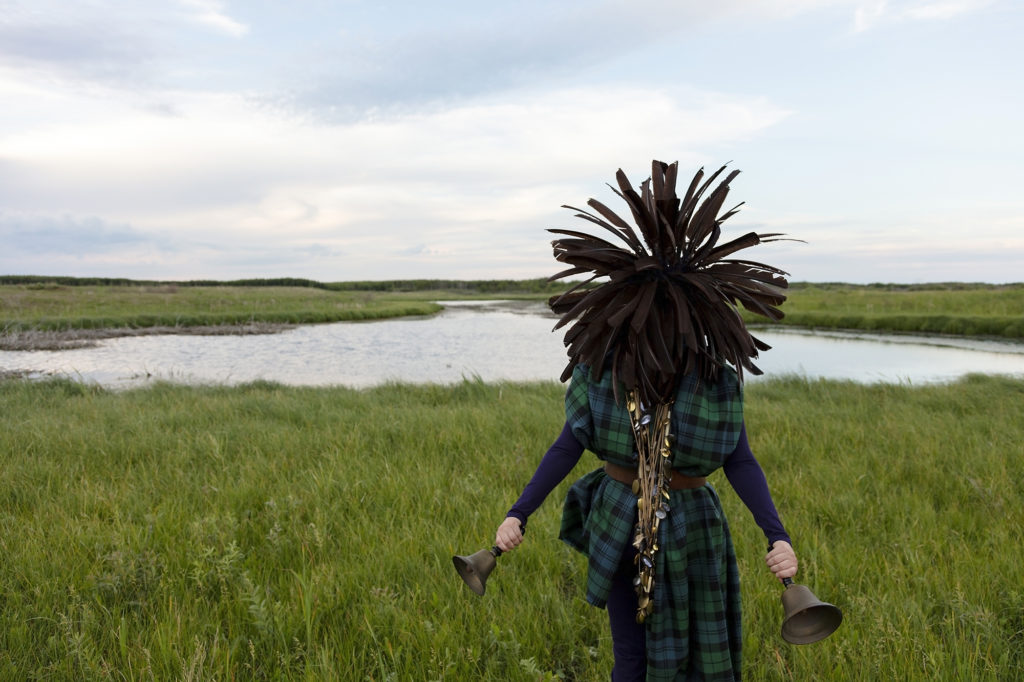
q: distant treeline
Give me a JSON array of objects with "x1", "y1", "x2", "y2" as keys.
[
  {"x1": 5, "y1": 275, "x2": 1024, "y2": 302},
  {"x1": 326, "y1": 278, "x2": 567, "y2": 294},
  {"x1": 5, "y1": 275, "x2": 1023, "y2": 291},
  {"x1": 0, "y1": 275, "x2": 568, "y2": 294},
  {"x1": 0, "y1": 275, "x2": 330, "y2": 289}
]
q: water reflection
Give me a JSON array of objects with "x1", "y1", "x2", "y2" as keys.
[
  {"x1": 751, "y1": 327, "x2": 1024, "y2": 384},
  {"x1": 2, "y1": 300, "x2": 1023, "y2": 389}
]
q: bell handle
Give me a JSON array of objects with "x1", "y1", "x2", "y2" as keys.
[
  {"x1": 491, "y1": 520, "x2": 524, "y2": 557},
  {"x1": 768, "y1": 544, "x2": 794, "y2": 587}
]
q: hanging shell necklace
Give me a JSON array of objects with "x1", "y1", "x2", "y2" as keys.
[{"x1": 627, "y1": 391, "x2": 674, "y2": 623}]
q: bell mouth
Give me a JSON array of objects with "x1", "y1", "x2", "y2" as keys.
[
  {"x1": 781, "y1": 604, "x2": 843, "y2": 644},
  {"x1": 780, "y1": 583, "x2": 843, "y2": 644},
  {"x1": 453, "y1": 555, "x2": 487, "y2": 595},
  {"x1": 452, "y1": 547, "x2": 501, "y2": 596}
]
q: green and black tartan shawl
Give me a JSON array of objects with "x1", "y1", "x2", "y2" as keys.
[{"x1": 559, "y1": 364, "x2": 745, "y2": 681}]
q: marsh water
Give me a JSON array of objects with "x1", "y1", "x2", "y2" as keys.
[{"x1": 3, "y1": 299, "x2": 1024, "y2": 389}]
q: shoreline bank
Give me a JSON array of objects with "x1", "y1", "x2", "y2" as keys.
[{"x1": 0, "y1": 322, "x2": 297, "y2": 351}]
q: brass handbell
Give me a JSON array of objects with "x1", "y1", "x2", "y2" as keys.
[
  {"x1": 779, "y1": 577, "x2": 843, "y2": 644},
  {"x1": 452, "y1": 546, "x2": 503, "y2": 596}
]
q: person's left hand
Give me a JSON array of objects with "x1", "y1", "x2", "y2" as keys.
[{"x1": 765, "y1": 540, "x2": 798, "y2": 582}]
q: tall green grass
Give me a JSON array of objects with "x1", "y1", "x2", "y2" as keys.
[
  {"x1": 758, "y1": 283, "x2": 1024, "y2": 338},
  {"x1": 0, "y1": 285, "x2": 442, "y2": 333},
  {"x1": 4, "y1": 281, "x2": 1024, "y2": 340},
  {"x1": 0, "y1": 376, "x2": 1022, "y2": 680}
]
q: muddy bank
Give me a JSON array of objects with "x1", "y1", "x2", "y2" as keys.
[{"x1": 0, "y1": 322, "x2": 296, "y2": 351}]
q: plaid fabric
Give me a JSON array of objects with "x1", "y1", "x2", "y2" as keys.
[
  {"x1": 560, "y1": 364, "x2": 744, "y2": 681},
  {"x1": 564, "y1": 365, "x2": 743, "y2": 474}
]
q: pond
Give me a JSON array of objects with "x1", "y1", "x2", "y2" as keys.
[{"x1": 2, "y1": 300, "x2": 1024, "y2": 389}]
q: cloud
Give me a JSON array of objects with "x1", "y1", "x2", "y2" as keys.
[
  {"x1": 0, "y1": 0, "x2": 249, "y2": 91},
  {"x1": 0, "y1": 0, "x2": 921, "y2": 119},
  {"x1": 0, "y1": 2, "x2": 157, "y2": 86},
  {"x1": 903, "y1": 0, "x2": 996, "y2": 19},
  {"x1": 4, "y1": 0, "x2": 1017, "y2": 283},
  {"x1": 269, "y1": 0, "x2": 827, "y2": 120},
  {"x1": 854, "y1": 0, "x2": 890, "y2": 31},
  {"x1": 0, "y1": 73, "x2": 792, "y2": 279},
  {"x1": 851, "y1": 0, "x2": 995, "y2": 32},
  {"x1": 0, "y1": 210, "x2": 356, "y2": 280},
  {"x1": 0, "y1": 212, "x2": 189, "y2": 278},
  {"x1": 0, "y1": 212, "x2": 168, "y2": 254},
  {"x1": 730, "y1": 204, "x2": 1024, "y2": 284},
  {"x1": 178, "y1": 0, "x2": 249, "y2": 37},
  {"x1": 272, "y1": 4, "x2": 652, "y2": 117},
  {"x1": 0, "y1": 77, "x2": 791, "y2": 220}
]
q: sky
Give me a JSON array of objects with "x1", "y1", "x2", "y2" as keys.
[{"x1": 1, "y1": 0, "x2": 1021, "y2": 283}]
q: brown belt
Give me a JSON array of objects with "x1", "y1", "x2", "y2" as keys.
[{"x1": 604, "y1": 462, "x2": 707, "y2": 490}]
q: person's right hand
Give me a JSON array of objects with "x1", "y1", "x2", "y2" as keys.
[{"x1": 495, "y1": 516, "x2": 524, "y2": 552}]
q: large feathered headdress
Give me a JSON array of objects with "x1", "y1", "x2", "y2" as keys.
[{"x1": 549, "y1": 160, "x2": 791, "y2": 407}]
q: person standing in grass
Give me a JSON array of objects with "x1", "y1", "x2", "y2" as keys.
[{"x1": 494, "y1": 162, "x2": 799, "y2": 681}]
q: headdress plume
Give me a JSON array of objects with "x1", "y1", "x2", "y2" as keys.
[{"x1": 549, "y1": 160, "x2": 791, "y2": 408}]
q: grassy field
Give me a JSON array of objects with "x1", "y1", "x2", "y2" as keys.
[
  {"x1": 0, "y1": 284, "x2": 445, "y2": 333},
  {"x1": 2, "y1": 280, "x2": 1023, "y2": 342},
  {"x1": 761, "y1": 282, "x2": 1024, "y2": 338},
  {"x1": 0, "y1": 375, "x2": 1021, "y2": 680}
]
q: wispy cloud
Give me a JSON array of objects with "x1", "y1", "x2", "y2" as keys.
[
  {"x1": 852, "y1": 0, "x2": 995, "y2": 32},
  {"x1": 0, "y1": 2, "x2": 157, "y2": 86},
  {"x1": 904, "y1": 0, "x2": 995, "y2": 19},
  {"x1": 0, "y1": 75, "x2": 792, "y2": 279},
  {"x1": 0, "y1": 79, "x2": 791, "y2": 218},
  {"x1": 266, "y1": 0, "x2": 838, "y2": 120},
  {"x1": 1, "y1": 0, "x2": 1019, "y2": 283},
  {"x1": 0, "y1": 0, "x2": 248, "y2": 91},
  {"x1": 178, "y1": 0, "x2": 249, "y2": 38},
  {"x1": 0, "y1": 213, "x2": 157, "y2": 255},
  {"x1": 854, "y1": 0, "x2": 891, "y2": 31}
]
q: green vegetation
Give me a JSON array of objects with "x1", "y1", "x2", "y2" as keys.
[
  {"x1": 0, "y1": 285, "x2": 443, "y2": 333},
  {"x1": 0, "y1": 275, "x2": 564, "y2": 296},
  {"x1": 2, "y1": 278, "x2": 1023, "y2": 340},
  {"x1": 0, "y1": 376, "x2": 1021, "y2": 680},
  {"x1": 327, "y1": 278, "x2": 564, "y2": 295},
  {"x1": 0, "y1": 279, "x2": 566, "y2": 334},
  {"x1": 756, "y1": 282, "x2": 1024, "y2": 339}
]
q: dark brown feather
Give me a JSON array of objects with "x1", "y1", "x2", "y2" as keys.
[{"x1": 548, "y1": 160, "x2": 794, "y2": 407}]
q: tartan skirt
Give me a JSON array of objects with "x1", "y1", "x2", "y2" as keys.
[{"x1": 560, "y1": 467, "x2": 743, "y2": 681}]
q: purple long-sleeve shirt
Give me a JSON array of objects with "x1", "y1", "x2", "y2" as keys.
[{"x1": 506, "y1": 421, "x2": 791, "y2": 546}]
